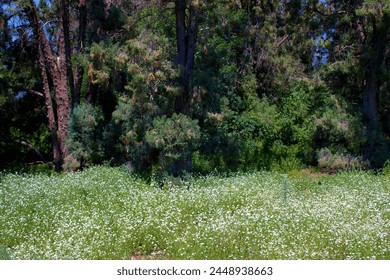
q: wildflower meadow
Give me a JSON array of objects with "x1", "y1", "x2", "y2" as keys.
[{"x1": 0, "y1": 166, "x2": 388, "y2": 260}]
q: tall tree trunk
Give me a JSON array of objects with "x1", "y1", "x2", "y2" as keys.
[
  {"x1": 60, "y1": 0, "x2": 77, "y2": 108},
  {"x1": 359, "y1": 18, "x2": 380, "y2": 134},
  {"x1": 38, "y1": 46, "x2": 62, "y2": 171},
  {"x1": 363, "y1": 68, "x2": 379, "y2": 132},
  {"x1": 23, "y1": 0, "x2": 71, "y2": 169},
  {"x1": 173, "y1": 0, "x2": 200, "y2": 173},
  {"x1": 73, "y1": 0, "x2": 87, "y2": 103},
  {"x1": 362, "y1": 65, "x2": 380, "y2": 163},
  {"x1": 174, "y1": 0, "x2": 199, "y2": 116},
  {"x1": 360, "y1": 13, "x2": 389, "y2": 165},
  {"x1": 56, "y1": 23, "x2": 71, "y2": 160},
  {"x1": 175, "y1": 0, "x2": 186, "y2": 68}
]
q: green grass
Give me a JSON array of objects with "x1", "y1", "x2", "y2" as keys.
[{"x1": 0, "y1": 166, "x2": 389, "y2": 260}]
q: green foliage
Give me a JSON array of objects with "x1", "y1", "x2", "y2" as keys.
[
  {"x1": 193, "y1": 78, "x2": 367, "y2": 173},
  {"x1": 363, "y1": 129, "x2": 390, "y2": 168},
  {"x1": 0, "y1": 245, "x2": 10, "y2": 260},
  {"x1": 146, "y1": 113, "x2": 201, "y2": 175},
  {"x1": 276, "y1": 84, "x2": 318, "y2": 165},
  {"x1": 2, "y1": 0, "x2": 390, "y2": 172},
  {"x1": 104, "y1": 5, "x2": 126, "y2": 32},
  {"x1": 65, "y1": 103, "x2": 104, "y2": 170},
  {"x1": 0, "y1": 8, "x2": 50, "y2": 170},
  {"x1": 217, "y1": 81, "x2": 367, "y2": 172},
  {"x1": 382, "y1": 160, "x2": 390, "y2": 176},
  {"x1": 107, "y1": 30, "x2": 180, "y2": 172},
  {"x1": 275, "y1": 83, "x2": 365, "y2": 169},
  {"x1": 21, "y1": 162, "x2": 55, "y2": 175},
  {"x1": 87, "y1": 42, "x2": 120, "y2": 89},
  {"x1": 318, "y1": 0, "x2": 390, "y2": 167},
  {"x1": 244, "y1": 0, "x2": 313, "y2": 97},
  {"x1": 313, "y1": 96, "x2": 365, "y2": 153}
]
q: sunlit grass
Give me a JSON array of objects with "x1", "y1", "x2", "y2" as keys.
[{"x1": 0, "y1": 166, "x2": 389, "y2": 259}]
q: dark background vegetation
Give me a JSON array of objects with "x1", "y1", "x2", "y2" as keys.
[{"x1": 1, "y1": 0, "x2": 389, "y2": 176}]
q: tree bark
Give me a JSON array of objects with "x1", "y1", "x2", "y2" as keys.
[
  {"x1": 37, "y1": 46, "x2": 62, "y2": 170},
  {"x1": 24, "y1": 0, "x2": 71, "y2": 170},
  {"x1": 363, "y1": 68, "x2": 379, "y2": 131},
  {"x1": 174, "y1": 0, "x2": 199, "y2": 116},
  {"x1": 359, "y1": 12, "x2": 389, "y2": 164},
  {"x1": 172, "y1": 0, "x2": 200, "y2": 173},
  {"x1": 175, "y1": 0, "x2": 186, "y2": 68},
  {"x1": 73, "y1": 0, "x2": 87, "y2": 104},
  {"x1": 60, "y1": 0, "x2": 77, "y2": 108},
  {"x1": 56, "y1": 27, "x2": 71, "y2": 160},
  {"x1": 364, "y1": 19, "x2": 387, "y2": 123}
]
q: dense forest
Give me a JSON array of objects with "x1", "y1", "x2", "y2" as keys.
[{"x1": 1, "y1": 0, "x2": 389, "y2": 175}]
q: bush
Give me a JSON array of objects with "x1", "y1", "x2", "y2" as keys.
[
  {"x1": 24, "y1": 162, "x2": 55, "y2": 175},
  {"x1": 107, "y1": 31, "x2": 179, "y2": 172},
  {"x1": 274, "y1": 83, "x2": 366, "y2": 170},
  {"x1": 65, "y1": 103, "x2": 104, "y2": 170},
  {"x1": 146, "y1": 113, "x2": 201, "y2": 175},
  {"x1": 317, "y1": 148, "x2": 367, "y2": 172},
  {"x1": 313, "y1": 95, "x2": 365, "y2": 154},
  {"x1": 381, "y1": 160, "x2": 390, "y2": 176}
]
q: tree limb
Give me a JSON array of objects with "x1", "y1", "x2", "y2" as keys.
[
  {"x1": 27, "y1": 90, "x2": 44, "y2": 98},
  {"x1": 14, "y1": 140, "x2": 46, "y2": 162},
  {"x1": 276, "y1": 34, "x2": 289, "y2": 48},
  {"x1": 312, "y1": 7, "x2": 346, "y2": 17}
]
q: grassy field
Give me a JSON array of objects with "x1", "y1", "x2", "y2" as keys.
[{"x1": 0, "y1": 166, "x2": 389, "y2": 260}]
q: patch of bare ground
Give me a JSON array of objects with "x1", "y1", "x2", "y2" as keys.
[{"x1": 131, "y1": 250, "x2": 169, "y2": 260}]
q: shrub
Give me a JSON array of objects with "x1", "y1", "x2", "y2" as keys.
[
  {"x1": 108, "y1": 31, "x2": 179, "y2": 172},
  {"x1": 65, "y1": 103, "x2": 104, "y2": 170},
  {"x1": 317, "y1": 147, "x2": 367, "y2": 172},
  {"x1": 381, "y1": 160, "x2": 390, "y2": 176},
  {"x1": 24, "y1": 162, "x2": 55, "y2": 175},
  {"x1": 275, "y1": 83, "x2": 366, "y2": 170},
  {"x1": 313, "y1": 95, "x2": 365, "y2": 154},
  {"x1": 146, "y1": 113, "x2": 201, "y2": 175},
  {"x1": 62, "y1": 154, "x2": 82, "y2": 172}
]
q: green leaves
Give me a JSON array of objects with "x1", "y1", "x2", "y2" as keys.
[
  {"x1": 2, "y1": 0, "x2": 389, "y2": 172},
  {"x1": 65, "y1": 103, "x2": 104, "y2": 170},
  {"x1": 146, "y1": 113, "x2": 201, "y2": 173}
]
